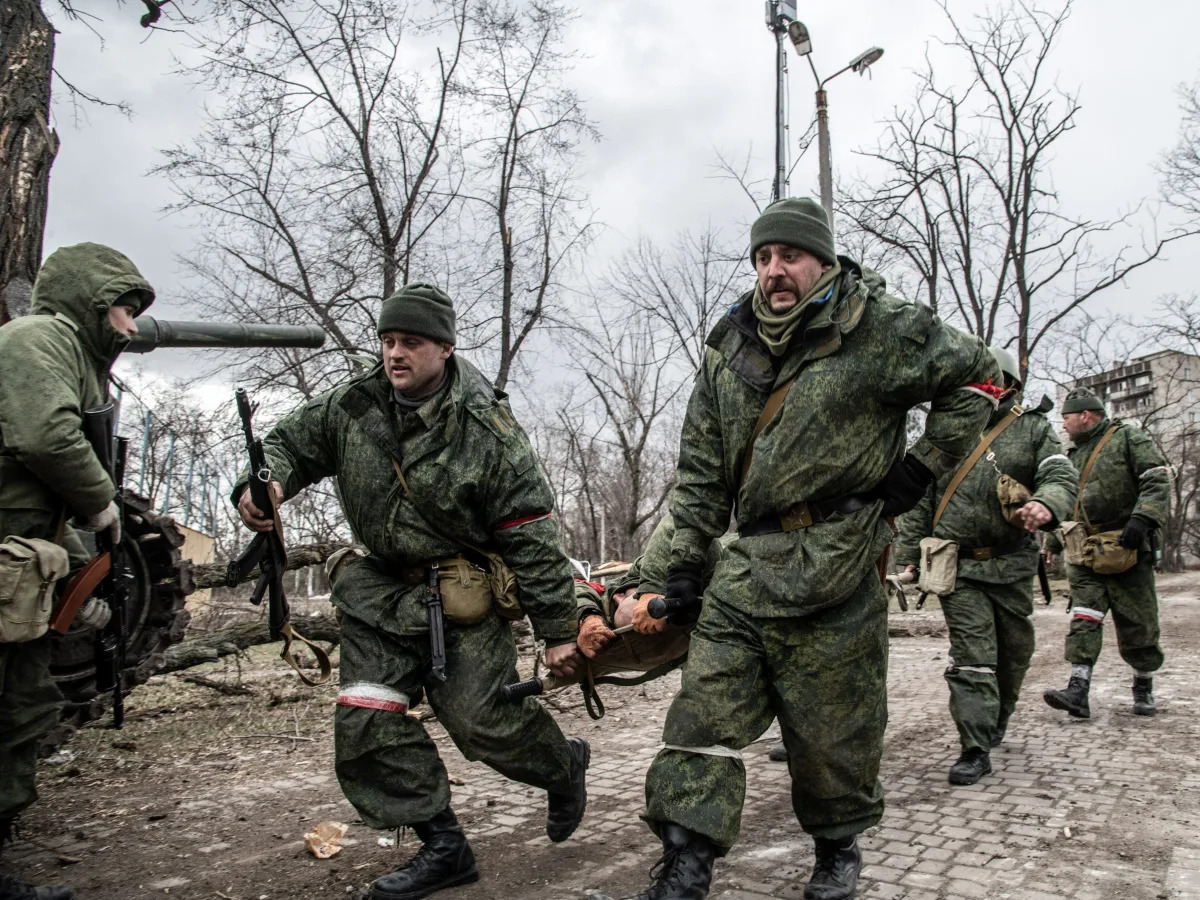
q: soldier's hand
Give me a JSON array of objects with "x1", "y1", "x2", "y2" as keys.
[
  {"x1": 237, "y1": 481, "x2": 284, "y2": 532},
  {"x1": 75, "y1": 597, "x2": 112, "y2": 630},
  {"x1": 899, "y1": 564, "x2": 917, "y2": 583},
  {"x1": 577, "y1": 615, "x2": 616, "y2": 659},
  {"x1": 544, "y1": 641, "x2": 583, "y2": 679},
  {"x1": 1016, "y1": 500, "x2": 1053, "y2": 533},
  {"x1": 632, "y1": 593, "x2": 668, "y2": 634},
  {"x1": 80, "y1": 500, "x2": 121, "y2": 544}
]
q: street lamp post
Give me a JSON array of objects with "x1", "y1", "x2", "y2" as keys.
[
  {"x1": 765, "y1": 1, "x2": 798, "y2": 202},
  {"x1": 785, "y1": 20, "x2": 883, "y2": 231}
]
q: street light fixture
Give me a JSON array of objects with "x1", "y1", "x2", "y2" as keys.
[
  {"x1": 765, "y1": 1, "x2": 799, "y2": 202},
  {"x1": 784, "y1": 21, "x2": 884, "y2": 231}
]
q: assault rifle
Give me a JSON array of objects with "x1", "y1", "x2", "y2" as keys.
[
  {"x1": 226, "y1": 388, "x2": 331, "y2": 685},
  {"x1": 50, "y1": 403, "x2": 133, "y2": 727}
]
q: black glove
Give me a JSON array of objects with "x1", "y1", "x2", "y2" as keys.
[
  {"x1": 662, "y1": 563, "x2": 704, "y2": 627},
  {"x1": 876, "y1": 454, "x2": 935, "y2": 517},
  {"x1": 1118, "y1": 515, "x2": 1152, "y2": 550}
]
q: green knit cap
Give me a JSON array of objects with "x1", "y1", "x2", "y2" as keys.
[
  {"x1": 1062, "y1": 386, "x2": 1105, "y2": 414},
  {"x1": 377, "y1": 282, "x2": 456, "y2": 344},
  {"x1": 750, "y1": 197, "x2": 837, "y2": 266}
]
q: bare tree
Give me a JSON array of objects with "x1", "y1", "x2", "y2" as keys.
[
  {"x1": 839, "y1": 0, "x2": 1198, "y2": 382},
  {"x1": 158, "y1": 0, "x2": 595, "y2": 398},
  {"x1": 1161, "y1": 77, "x2": 1200, "y2": 222}
]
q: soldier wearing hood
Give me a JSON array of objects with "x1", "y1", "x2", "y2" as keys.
[
  {"x1": 1042, "y1": 386, "x2": 1169, "y2": 719},
  {"x1": 895, "y1": 347, "x2": 1077, "y2": 786},
  {"x1": 0, "y1": 243, "x2": 154, "y2": 900},
  {"x1": 601, "y1": 199, "x2": 999, "y2": 900}
]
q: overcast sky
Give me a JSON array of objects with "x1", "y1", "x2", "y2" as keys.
[{"x1": 43, "y1": 0, "x2": 1200, "y2": 389}]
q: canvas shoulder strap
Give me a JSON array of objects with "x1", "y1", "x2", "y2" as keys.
[
  {"x1": 1072, "y1": 423, "x2": 1120, "y2": 527},
  {"x1": 390, "y1": 458, "x2": 491, "y2": 561},
  {"x1": 739, "y1": 378, "x2": 796, "y2": 485},
  {"x1": 932, "y1": 405, "x2": 1024, "y2": 531}
]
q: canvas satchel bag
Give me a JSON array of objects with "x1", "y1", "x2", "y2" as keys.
[
  {"x1": 1060, "y1": 520, "x2": 1089, "y2": 567},
  {"x1": 0, "y1": 535, "x2": 71, "y2": 643}
]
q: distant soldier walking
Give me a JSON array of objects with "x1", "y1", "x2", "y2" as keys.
[
  {"x1": 896, "y1": 348, "x2": 1076, "y2": 785},
  {"x1": 1043, "y1": 387, "x2": 1169, "y2": 719},
  {"x1": 601, "y1": 198, "x2": 999, "y2": 900},
  {"x1": 234, "y1": 283, "x2": 588, "y2": 900},
  {"x1": 0, "y1": 244, "x2": 153, "y2": 900}
]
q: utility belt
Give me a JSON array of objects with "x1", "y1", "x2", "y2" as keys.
[
  {"x1": 956, "y1": 536, "x2": 1032, "y2": 561},
  {"x1": 395, "y1": 553, "x2": 523, "y2": 625},
  {"x1": 738, "y1": 494, "x2": 874, "y2": 538},
  {"x1": 1084, "y1": 517, "x2": 1127, "y2": 536}
]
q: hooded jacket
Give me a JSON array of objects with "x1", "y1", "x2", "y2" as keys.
[{"x1": 0, "y1": 243, "x2": 155, "y2": 523}]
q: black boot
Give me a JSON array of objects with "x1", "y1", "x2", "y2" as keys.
[
  {"x1": 622, "y1": 823, "x2": 715, "y2": 900},
  {"x1": 804, "y1": 835, "x2": 861, "y2": 900},
  {"x1": 1043, "y1": 675, "x2": 1091, "y2": 719},
  {"x1": 948, "y1": 748, "x2": 993, "y2": 786},
  {"x1": 990, "y1": 715, "x2": 1009, "y2": 748},
  {"x1": 1133, "y1": 676, "x2": 1157, "y2": 716},
  {"x1": 767, "y1": 742, "x2": 788, "y2": 762},
  {"x1": 368, "y1": 809, "x2": 478, "y2": 900},
  {"x1": 546, "y1": 737, "x2": 589, "y2": 842}
]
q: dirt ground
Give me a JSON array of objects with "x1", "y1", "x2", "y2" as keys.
[{"x1": 6, "y1": 572, "x2": 1200, "y2": 900}]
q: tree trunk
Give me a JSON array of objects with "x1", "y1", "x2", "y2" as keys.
[
  {"x1": 0, "y1": 0, "x2": 57, "y2": 323},
  {"x1": 159, "y1": 614, "x2": 341, "y2": 673}
]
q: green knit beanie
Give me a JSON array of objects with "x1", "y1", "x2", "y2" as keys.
[
  {"x1": 377, "y1": 282, "x2": 456, "y2": 344},
  {"x1": 749, "y1": 197, "x2": 837, "y2": 266},
  {"x1": 1062, "y1": 386, "x2": 1105, "y2": 414}
]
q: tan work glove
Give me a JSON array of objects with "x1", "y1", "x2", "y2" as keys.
[
  {"x1": 79, "y1": 500, "x2": 121, "y2": 544},
  {"x1": 632, "y1": 593, "x2": 668, "y2": 635},
  {"x1": 74, "y1": 597, "x2": 112, "y2": 630},
  {"x1": 576, "y1": 614, "x2": 616, "y2": 659}
]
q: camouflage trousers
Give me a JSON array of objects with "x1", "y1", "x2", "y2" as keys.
[
  {"x1": 1064, "y1": 554, "x2": 1163, "y2": 672},
  {"x1": 335, "y1": 608, "x2": 573, "y2": 829},
  {"x1": 644, "y1": 568, "x2": 888, "y2": 854},
  {"x1": 940, "y1": 577, "x2": 1035, "y2": 752},
  {"x1": 0, "y1": 637, "x2": 64, "y2": 822}
]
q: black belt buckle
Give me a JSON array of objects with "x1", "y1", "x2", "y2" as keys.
[{"x1": 972, "y1": 547, "x2": 993, "y2": 561}]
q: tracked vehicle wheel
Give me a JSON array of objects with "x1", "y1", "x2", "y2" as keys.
[{"x1": 43, "y1": 492, "x2": 193, "y2": 750}]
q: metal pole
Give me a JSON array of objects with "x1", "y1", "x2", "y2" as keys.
[
  {"x1": 774, "y1": 28, "x2": 788, "y2": 201},
  {"x1": 816, "y1": 87, "x2": 834, "y2": 232},
  {"x1": 138, "y1": 410, "x2": 152, "y2": 493},
  {"x1": 160, "y1": 434, "x2": 176, "y2": 514},
  {"x1": 183, "y1": 454, "x2": 196, "y2": 527}
]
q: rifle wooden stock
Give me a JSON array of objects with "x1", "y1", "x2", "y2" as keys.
[{"x1": 50, "y1": 554, "x2": 111, "y2": 634}]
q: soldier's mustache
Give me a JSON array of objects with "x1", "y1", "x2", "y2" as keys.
[{"x1": 765, "y1": 277, "x2": 800, "y2": 297}]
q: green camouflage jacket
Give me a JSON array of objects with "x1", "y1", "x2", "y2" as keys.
[
  {"x1": 0, "y1": 244, "x2": 154, "y2": 524},
  {"x1": 670, "y1": 257, "x2": 998, "y2": 616},
  {"x1": 895, "y1": 396, "x2": 1077, "y2": 584},
  {"x1": 1066, "y1": 416, "x2": 1169, "y2": 537},
  {"x1": 245, "y1": 356, "x2": 577, "y2": 642}
]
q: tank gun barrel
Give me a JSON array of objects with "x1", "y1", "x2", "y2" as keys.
[{"x1": 125, "y1": 317, "x2": 326, "y2": 353}]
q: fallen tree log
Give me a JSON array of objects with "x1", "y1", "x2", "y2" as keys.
[
  {"x1": 159, "y1": 614, "x2": 340, "y2": 674},
  {"x1": 192, "y1": 541, "x2": 351, "y2": 590}
]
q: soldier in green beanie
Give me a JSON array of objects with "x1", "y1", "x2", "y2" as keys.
[
  {"x1": 1043, "y1": 385, "x2": 1169, "y2": 719},
  {"x1": 234, "y1": 282, "x2": 590, "y2": 900},
  {"x1": 598, "y1": 200, "x2": 998, "y2": 900}
]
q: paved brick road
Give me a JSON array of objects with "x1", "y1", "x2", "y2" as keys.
[{"x1": 8, "y1": 574, "x2": 1199, "y2": 899}]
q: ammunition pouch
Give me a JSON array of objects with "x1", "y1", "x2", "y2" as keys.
[
  {"x1": 917, "y1": 537, "x2": 959, "y2": 596},
  {"x1": 1058, "y1": 521, "x2": 1138, "y2": 575},
  {"x1": 412, "y1": 554, "x2": 523, "y2": 625},
  {"x1": 996, "y1": 474, "x2": 1033, "y2": 527},
  {"x1": 0, "y1": 536, "x2": 70, "y2": 643}
]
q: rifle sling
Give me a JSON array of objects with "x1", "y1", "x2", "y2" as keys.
[
  {"x1": 932, "y1": 405, "x2": 1024, "y2": 531},
  {"x1": 740, "y1": 378, "x2": 796, "y2": 486},
  {"x1": 1072, "y1": 424, "x2": 1121, "y2": 529},
  {"x1": 267, "y1": 502, "x2": 332, "y2": 685}
]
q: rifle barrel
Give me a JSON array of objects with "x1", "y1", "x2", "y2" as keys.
[{"x1": 126, "y1": 317, "x2": 326, "y2": 353}]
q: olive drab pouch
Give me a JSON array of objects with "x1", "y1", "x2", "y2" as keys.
[
  {"x1": 917, "y1": 537, "x2": 959, "y2": 596},
  {"x1": 997, "y1": 474, "x2": 1033, "y2": 527},
  {"x1": 0, "y1": 536, "x2": 71, "y2": 643},
  {"x1": 1084, "y1": 531, "x2": 1138, "y2": 575},
  {"x1": 1059, "y1": 521, "x2": 1088, "y2": 567},
  {"x1": 481, "y1": 552, "x2": 523, "y2": 621},
  {"x1": 437, "y1": 556, "x2": 493, "y2": 625}
]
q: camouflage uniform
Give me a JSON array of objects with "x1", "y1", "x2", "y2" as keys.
[
  {"x1": 1061, "y1": 417, "x2": 1169, "y2": 672},
  {"x1": 0, "y1": 245, "x2": 152, "y2": 829},
  {"x1": 645, "y1": 259, "x2": 998, "y2": 853},
  {"x1": 896, "y1": 396, "x2": 1076, "y2": 752},
  {"x1": 242, "y1": 355, "x2": 578, "y2": 828}
]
